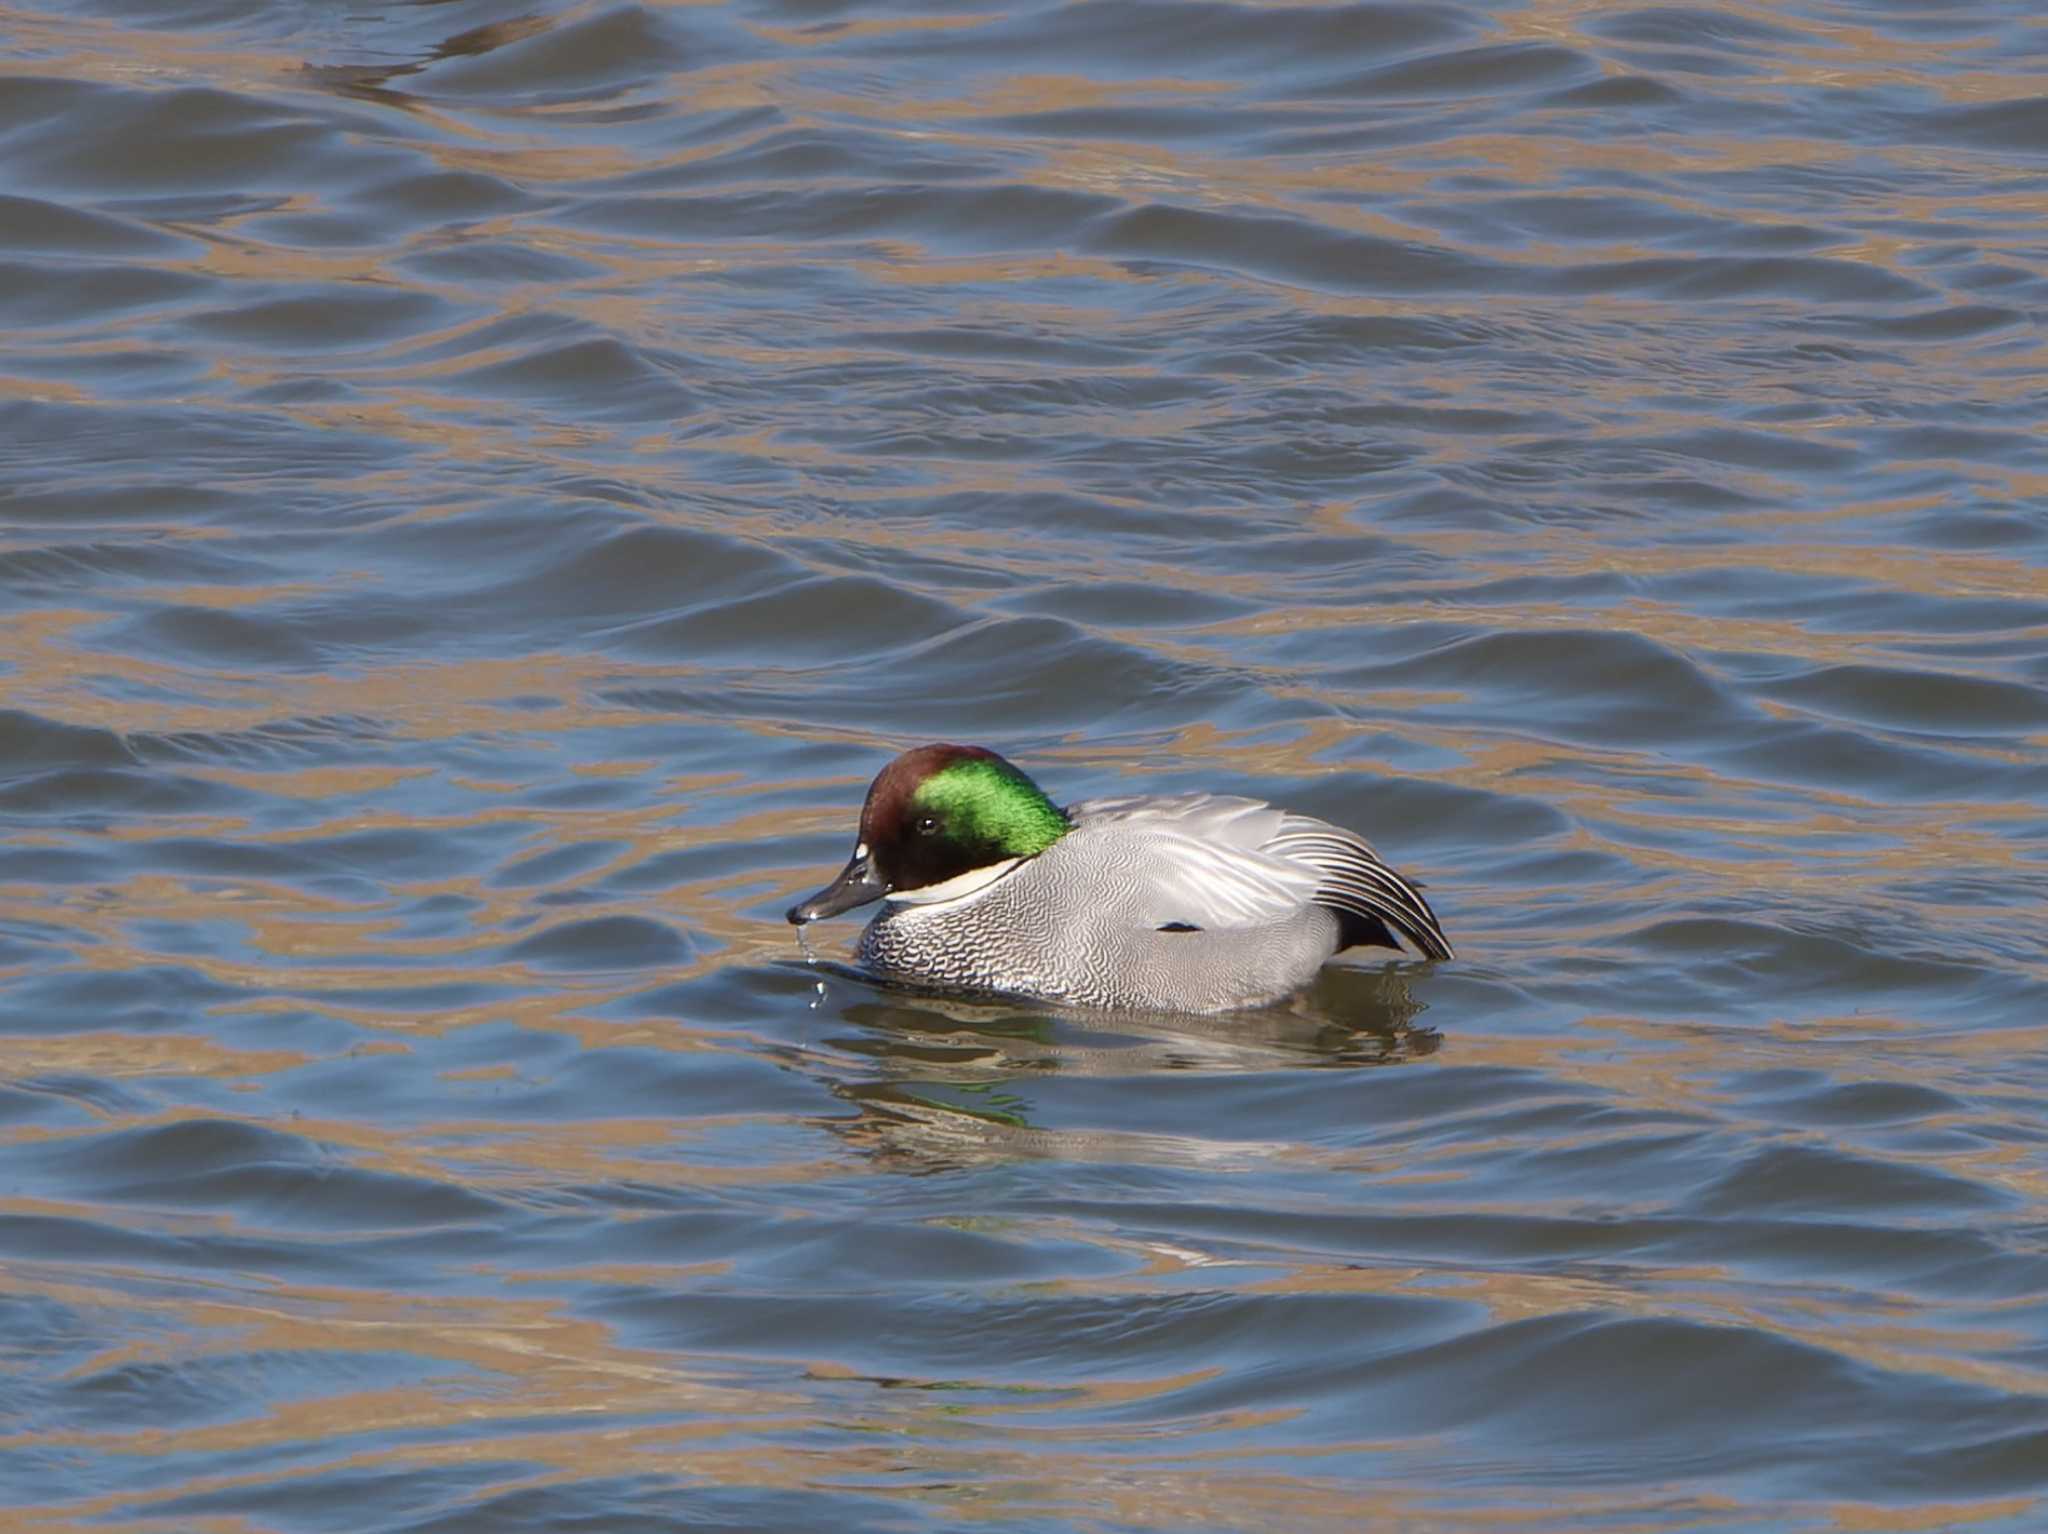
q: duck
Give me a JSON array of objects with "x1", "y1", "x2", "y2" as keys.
[{"x1": 787, "y1": 744, "x2": 1452, "y2": 1013}]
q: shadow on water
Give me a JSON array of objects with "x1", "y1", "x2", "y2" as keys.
[
  {"x1": 777, "y1": 960, "x2": 1441, "y2": 1171},
  {"x1": 301, "y1": 16, "x2": 562, "y2": 113}
]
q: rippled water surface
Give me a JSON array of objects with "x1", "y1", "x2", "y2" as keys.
[{"x1": 4, "y1": 1, "x2": 2047, "y2": 1528}]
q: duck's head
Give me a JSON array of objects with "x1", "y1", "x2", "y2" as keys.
[{"x1": 786, "y1": 744, "x2": 1069, "y2": 925}]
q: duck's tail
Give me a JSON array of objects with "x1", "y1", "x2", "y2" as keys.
[{"x1": 1267, "y1": 818, "x2": 1455, "y2": 961}]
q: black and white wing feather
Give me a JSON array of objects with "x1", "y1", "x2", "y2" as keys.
[{"x1": 1265, "y1": 814, "x2": 1453, "y2": 960}]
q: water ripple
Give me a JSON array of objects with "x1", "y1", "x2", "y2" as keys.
[{"x1": 2, "y1": 0, "x2": 2047, "y2": 1529}]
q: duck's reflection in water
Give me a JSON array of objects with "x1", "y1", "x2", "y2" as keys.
[{"x1": 787, "y1": 963, "x2": 1438, "y2": 1172}]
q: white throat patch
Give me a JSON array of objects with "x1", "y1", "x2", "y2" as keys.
[{"x1": 885, "y1": 857, "x2": 1023, "y2": 913}]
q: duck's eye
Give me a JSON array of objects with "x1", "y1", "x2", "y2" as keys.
[{"x1": 915, "y1": 815, "x2": 938, "y2": 835}]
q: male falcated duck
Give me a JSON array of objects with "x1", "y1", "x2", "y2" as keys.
[{"x1": 787, "y1": 744, "x2": 1451, "y2": 1012}]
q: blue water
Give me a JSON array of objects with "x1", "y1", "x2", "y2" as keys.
[{"x1": 3, "y1": 1, "x2": 2047, "y2": 1530}]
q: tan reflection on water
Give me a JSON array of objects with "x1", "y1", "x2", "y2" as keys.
[
  {"x1": 3, "y1": 957, "x2": 2040, "y2": 1531},
  {"x1": 3, "y1": 0, "x2": 2044, "y2": 1526},
  {"x1": 0, "y1": 1031, "x2": 309, "y2": 1083},
  {"x1": 0, "y1": 1251, "x2": 1901, "y2": 1533}
]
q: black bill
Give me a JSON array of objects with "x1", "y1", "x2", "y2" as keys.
[{"x1": 786, "y1": 849, "x2": 887, "y2": 925}]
